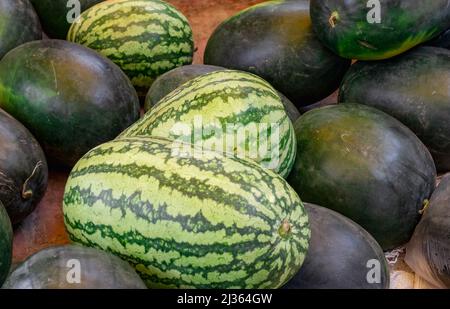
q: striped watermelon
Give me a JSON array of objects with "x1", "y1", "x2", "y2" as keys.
[
  {"x1": 63, "y1": 137, "x2": 310, "y2": 289},
  {"x1": 119, "y1": 70, "x2": 297, "y2": 178},
  {"x1": 67, "y1": 0, "x2": 194, "y2": 95}
]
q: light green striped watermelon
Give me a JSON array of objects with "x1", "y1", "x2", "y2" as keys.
[
  {"x1": 67, "y1": 0, "x2": 194, "y2": 95},
  {"x1": 63, "y1": 136, "x2": 310, "y2": 289},
  {"x1": 119, "y1": 70, "x2": 296, "y2": 178}
]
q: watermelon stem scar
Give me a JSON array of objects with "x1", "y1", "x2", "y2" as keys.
[
  {"x1": 278, "y1": 219, "x2": 292, "y2": 238},
  {"x1": 329, "y1": 11, "x2": 339, "y2": 28},
  {"x1": 21, "y1": 161, "x2": 44, "y2": 199}
]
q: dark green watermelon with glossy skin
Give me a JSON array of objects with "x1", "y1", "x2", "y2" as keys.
[
  {"x1": 428, "y1": 29, "x2": 450, "y2": 49},
  {"x1": 204, "y1": 0, "x2": 351, "y2": 107},
  {"x1": 144, "y1": 64, "x2": 301, "y2": 123},
  {"x1": 0, "y1": 202, "x2": 12, "y2": 287},
  {"x1": 30, "y1": 0, "x2": 104, "y2": 39},
  {"x1": 2, "y1": 245, "x2": 147, "y2": 289},
  {"x1": 284, "y1": 203, "x2": 389, "y2": 289},
  {"x1": 0, "y1": 40, "x2": 140, "y2": 167},
  {"x1": 310, "y1": 0, "x2": 450, "y2": 60},
  {"x1": 0, "y1": 0, "x2": 42, "y2": 59},
  {"x1": 339, "y1": 47, "x2": 450, "y2": 172},
  {"x1": 0, "y1": 108, "x2": 48, "y2": 224},
  {"x1": 288, "y1": 104, "x2": 436, "y2": 250}
]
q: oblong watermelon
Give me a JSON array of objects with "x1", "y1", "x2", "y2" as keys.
[
  {"x1": 288, "y1": 104, "x2": 436, "y2": 250},
  {"x1": 0, "y1": 0, "x2": 42, "y2": 59},
  {"x1": 0, "y1": 40, "x2": 140, "y2": 167},
  {"x1": 2, "y1": 245, "x2": 147, "y2": 289},
  {"x1": 144, "y1": 64, "x2": 301, "y2": 123},
  {"x1": 0, "y1": 202, "x2": 12, "y2": 287},
  {"x1": 0, "y1": 109, "x2": 48, "y2": 224},
  {"x1": 30, "y1": 0, "x2": 103, "y2": 39},
  {"x1": 284, "y1": 203, "x2": 389, "y2": 289},
  {"x1": 339, "y1": 47, "x2": 450, "y2": 172},
  {"x1": 67, "y1": 0, "x2": 194, "y2": 96},
  {"x1": 310, "y1": 0, "x2": 450, "y2": 60},
  {"x1": 204, "y1": 0, "x2": 351, "y2": 106},
  {"x1": 63, "y1": 137, "x2": 310, "y2": 289},
  {"x1": 120, "y1": 70, "x2": 297, "y2": 178}
]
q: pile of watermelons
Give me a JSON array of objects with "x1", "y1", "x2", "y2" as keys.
[{"x1": 0, "y1": 0, "x2": 449, "y2": 289}]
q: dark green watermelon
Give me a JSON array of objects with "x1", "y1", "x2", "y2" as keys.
[
  {"x1": 0, "y1": 40, "x2": 140, "y2": 167},
  {"x1": 406, "y1": 174, "x2": 450, "y2": 288},
  {"x1": 310, "y1": 0, "x2": 450, "y2": 60},
  {"x1": 284, "y1": 203, "x2": 389, "y2": 289},
  {"x1": 0, "y1": 0, "x2": 42, "y2": 59},
  {"x1": 204, "y1": 0, "x2": 350, "y2": 107},
  {"x1": 144, "y1": 64, "x2": 301, "y2": 123},
  {"x1": 30, "y1": 0, "x2": 104, "y2": 39},
  {"x1": 0, "y1": 202, "x2": 12, "y2": 287},
  {"x1": 288, "y1": 104, "x2": 436, "y2": 250},
  {"x1": 2, "y1": 245, "x2": 147, "y2": 289},
  {"x1": 428, "y1": 29, "x2": 450, "y2": 49},
  {"x1": 0, "y1": 108, "x2": 48, "y2": 224},
  {"x1": 339, "y1": 47, "x2": 450, "y2": 172}
]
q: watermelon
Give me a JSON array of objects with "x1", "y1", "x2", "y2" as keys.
[
  {"x1": 63, "y1": 136, "x2": 310, "y2": 289},
  {"x1": 30, "y1": 0, "x2": 104, "y2": 39},
  {"x1": 144, "y1": 64, "x2": 301, "y2": 123},
  {"x1": 284, "y1": 203, "x2": 389, "y2": 289},
  {"x1": 0, "y1": 108, "x2": 48, "y2": 224},
  {"x1": 2, "y1": 245, "x2": 147, "y2": 289},
  {"x1": 67, "y1": 0, "x2": 194, "y2": 96},
  {"x1": 0, "y1": 202, "x2": 12, "y2": 287},
  {"x1": 0, "y1": 40, "x2": 140, "y2": 167},
  {"x1": 0, "y1": 0, "x2": 42, "y2": 59},
  {"x1": 406, "y1": 174, "x2": 450, "y2": 288},
  {"x1": 204, "y1": 0, "x2": 351, "y2": 106},
  {"x1": 288, "y1": 104, "x2": 436, "y2": 250},
  {"x1": 119, "y1": 70, "x2": 297, "y2": 178},
  {"x1": 339, "y1": 47, "x2": 450, "y2": 172},
  {"x1": 428, "y1": 29, "x2": 450, "y2": 49},
  {"x1": 310, "y1": 0, "x2": 450, "y2": 60}
]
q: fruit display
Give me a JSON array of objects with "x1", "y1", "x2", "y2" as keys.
[
  {"x1": 63, "y1": 137, "x2": 310, "y2": 288},
  {"x1": 0, "y1": 202, "x2": 12, "y2": 286},
  {"x1": 0, "y1": 40, "x2": 140, "y2": 167},
  {"x1": 0, "y1": 0, "x2": 42, "y2": 59},
  {"x1": 339, "y1": 47, "x2": 450, "y2": 172},
  {"x1": 30, "y1": 0, "x2": 104, "y2": 39},
  {"x1": 2, "y1": 245, "x2": 147, "y2": 289},
  {"x1": 288, "y1": 104, "x2": 436, "y2": 250},
  {"x1": 406, "y1": 174, "x2": 450, "y2": 288},
  {"x1": 67, "y1": 0, "x2": 195, "y2": 96},
  {"x1": 310, "y1": 0, "x2": 450, "y2": 60},
  {"x1": 2, "y1": 0, "x2": 450, "y2": 292},
  {"x1": 204, "y1": 0, "x2": 351, "y2": 107},
  {"x1": 0, "y1": 109, "x2": 48, "y2": 224},
  {"x1": 284, "y1": 203, "x2": 389, "y2": 289},
  {"x1": 120, "y1": 70, "x2": 296, "y2": 178}
]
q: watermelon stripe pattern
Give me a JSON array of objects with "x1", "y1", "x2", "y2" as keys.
[
  {"x1": 63, "y1": 137, "x2": 310, "y2": 288},
  {"x1": 67, "y1": 0, "x2": 194, "y2": 95},
  {"x1": 119, "y1": 70, "x2": 297, "y2": 178}
]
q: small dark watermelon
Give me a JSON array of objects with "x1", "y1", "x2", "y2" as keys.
[
  {"x1": 145, "y1": 64, "x2": 301, "y2": 123},
  {"x1": 339, "y1": 47, "x2": 450, "y2": 172},
  {"x1": 0, "y1": 40, "x2": 140, "y2": 167},
  {"x1": 0, "y1": 0, "x2": 42, "y2": 59},
  {"x1": 284, "y1": 203, "x2": 389, "y2": 289},
  {"x1": 204, "y1": 0, "x2": 350, "y2": 107},
  {"x1": 288, "y1": 104, "x2": 436, "y2": 250},
  {"x1": 0, "y1": 202, "x2": 12, "y2": 287},
  {"x1": 30, "y1": 0, "x2": 104, "y2": 39},
  {"x1": 0, "y1": 108, "x2": 48, "y2": 224},
  {"x1": 406, "y1": 174, "x2": 450, "y2": 288},
  {"x1": 2, "y1": 245, "x2": 147, "y2": 289}
]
